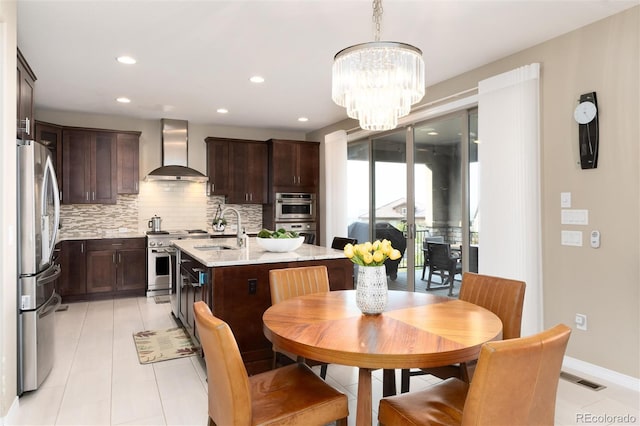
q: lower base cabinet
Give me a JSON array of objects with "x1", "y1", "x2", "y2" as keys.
[
  {"x1": 57, "y1": 240, "x2": 87, "y2": 298},
  {"x1": 58, "y1": 237, "x2": 146, "y2": 302}
]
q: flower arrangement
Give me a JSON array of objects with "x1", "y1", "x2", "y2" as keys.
[{"x1": 344, "y1": 239, "x2": 401, "y2": 266}]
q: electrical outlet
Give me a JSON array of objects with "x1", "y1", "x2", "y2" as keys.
[
  {"x1": 575, "y1": 313, "x2": 588, "y2": 331},
  {"x1": 248, "y1": 278, "x2": 257, "y2": 295}
]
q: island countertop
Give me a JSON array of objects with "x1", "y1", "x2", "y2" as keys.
[{"x1": 171, "y1": 237, "x2": 346, "y2": 267}]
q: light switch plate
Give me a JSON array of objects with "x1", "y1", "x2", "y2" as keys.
[
  {"x1": 561, "y1": 230, "x2": 583, "y2": 246},
  {"x1": 561, "y1": 209, "x2": 589, "y2": 225},
  {"x1": 560, "y1": 192, "x2": 571, "y2": 208}
]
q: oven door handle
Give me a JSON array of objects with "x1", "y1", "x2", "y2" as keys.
[{"x1": 151, "y1": 248, "x2": 176, "y2": 254}]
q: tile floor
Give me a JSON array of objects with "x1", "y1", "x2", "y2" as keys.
[{"x1": 7, "y1": 297, "x2": 640, "y2": 426}]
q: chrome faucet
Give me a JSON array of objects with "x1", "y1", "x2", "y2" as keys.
[{"x1": 221, "y1": 207, "x2": 244, "y2": 248}]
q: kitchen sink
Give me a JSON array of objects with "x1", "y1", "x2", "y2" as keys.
[{"x1": 193, "y1": 244, "x2": 237, "y2": 251}]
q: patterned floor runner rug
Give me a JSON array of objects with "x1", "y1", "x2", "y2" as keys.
[{"x1": 133, "y1": 327, "x2": 200, "y2": 364}]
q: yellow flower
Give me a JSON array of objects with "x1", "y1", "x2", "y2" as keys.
[
  {"x1": 389, "y1": 249, "x2": 402, "y2": 261},
  {"x1": 342, "y1": 237, "x2": 402, "y2": 267},
  {"x1": 344, "y1": 244, "x2": 354, "y2": 258}
]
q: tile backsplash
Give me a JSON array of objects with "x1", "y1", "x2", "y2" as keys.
[{"x1": 58, "y1": 181, "x2": 263, "y2": 238}]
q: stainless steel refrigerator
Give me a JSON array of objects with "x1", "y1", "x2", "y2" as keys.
[{"x1": 17, "y1": 139, "x2": 61, "y2": 394}]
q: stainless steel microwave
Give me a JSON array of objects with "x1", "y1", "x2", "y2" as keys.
[{"x1": 275, "y1": 193, "x2": 316, "y2": 221}]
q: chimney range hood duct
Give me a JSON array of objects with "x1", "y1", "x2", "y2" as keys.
[{"x1": 145, "y1": 118, "x2": 208, "y2": 182}]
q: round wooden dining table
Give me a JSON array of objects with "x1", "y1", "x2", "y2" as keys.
[{"x1": 262, "y1": 290, "x2": 503, "y2": 426}]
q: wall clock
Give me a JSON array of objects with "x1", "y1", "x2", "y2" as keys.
[{"x1": 574, "y1": 92, "x2": 598, "y2": 169}]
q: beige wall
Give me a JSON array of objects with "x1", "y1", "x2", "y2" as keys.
[
  {"x1": 0, "y1": 0, "x2": 18, "y2": 418},
  {"x1": 311, "y1": 7, "x2": 640, "y2": 378}
]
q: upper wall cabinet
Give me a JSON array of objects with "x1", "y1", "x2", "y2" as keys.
[
  {"x1": 267, "y1": 139, "x2": 319, "y2": 193},
  {"x1": 62, "y1": 127, "x2": 140, "y2": 204},
  {"x1": 63, "y1": 130, "x2": 117, "y2": 204},
  {"x1": 205, "y1": 137, "x2": 230, "y2": 196},
  {"x1": 205, "y1": 137, "x2": 267, "y2": 204},
  {"x1": 229, "y1": 140, "x2": 268, "y2": 204},
  {"x1": 35, "y1": 121, "x2": 63, "y2": 186},
  {"x1": 116, "y1": 133, "x2": 140, "y2": 194},
  {"x1": 17, "y1": 49, "x2": 37, "y2": 140}
]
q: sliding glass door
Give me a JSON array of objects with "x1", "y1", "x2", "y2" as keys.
[{"x1": 347, "y1": 108, "x2": 477, "y2": 293}]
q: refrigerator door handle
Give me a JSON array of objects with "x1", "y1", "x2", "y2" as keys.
[
  {"x1": 41, "y1": 155, "x2": 60, "y2": 264},
  {"x1": 37, "y1": 264, "x2": 61, "y2": 287}
]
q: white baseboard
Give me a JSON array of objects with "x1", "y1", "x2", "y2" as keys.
[
  {"x1": 1, "y1": 396, "x2": 20, "y2": 426},
  {"x1": 563, "y1": 356, "x2": 640, "y2": 392}
]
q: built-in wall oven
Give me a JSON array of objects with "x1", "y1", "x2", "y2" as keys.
[{"x1": 275, "y1": 193, "x2": 316, "y2": 221}]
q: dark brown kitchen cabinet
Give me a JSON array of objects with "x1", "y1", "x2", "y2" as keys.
[
  {"x1": 62, "y1": 130, "x2": 117, "y2": 204},
  {"x1": 17, "y1": 49, "x2": 36, "y2": 139},
  {"x1": 267, "y1": 139, "x2": 319, "y2": 193},
  {"x1": 116, "y1": 132, "x2": 140, "y2": 194},
  {"x1": 229, "y1": 141, "x2": 267, "y2": 204},
  {"x1": 205, "y1": 138, "x2": 230, "y2": 196},
  {"x1": 35, "y1": 121, "x2": 63, "y2": 187},
  {"x1": 205, "y1": 137, "x2": 267, "y2": 204},
  {"x1": 86, "y1": 238, "x2": 146, "y2": 295},
  {"x1": 179, "y1": 252, "x2": 208, "y2": 340},
  {"x1": 57, "y1": 240, "x2": 87, "y2": 299}
]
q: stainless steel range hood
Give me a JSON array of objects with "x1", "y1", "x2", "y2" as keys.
[{"x1": 145, "y1": 119, "x2": 208, "y2": 182}]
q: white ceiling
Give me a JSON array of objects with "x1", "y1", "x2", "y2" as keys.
[{"x1": 17, "y1": 0, "x2": 637, "y2": 134}]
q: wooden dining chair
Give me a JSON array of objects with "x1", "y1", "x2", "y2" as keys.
[
  {"x1": 193, "y1": 301, "x2": 349, "y2": 426},
  {"x1": 269, "y1": 265, "x2": 331, "y2": 379},
  {"x1": 380, "y1": 324, "x2": 571, "y2": 426},
  {"x1": 402, "y1": 272, "x2": 526, "y2": 392}
]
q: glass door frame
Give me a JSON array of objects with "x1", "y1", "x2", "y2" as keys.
[{"x1": 354, "y1": 107, "x2": 476, "y2": 292}]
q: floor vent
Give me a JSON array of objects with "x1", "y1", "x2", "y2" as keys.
[
  {"x1": 560, "y1": 371, "x2": 606, "y2": 391},
  {"x1": 154, "y1": 296, "x2": 171, "y2": 304}
]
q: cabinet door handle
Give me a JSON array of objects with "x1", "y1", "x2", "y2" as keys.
[
  {"x1": 118, "y1": 253, "x2": 121, "y2": 263},
  {"x1": 80, "y1": 243, "x2": 84, "y2": 253},
  {"x1": 25, "y1": 117, "x2": 30, "y2": 135},
  {"x1": 92, "y1": 192, "x2": 95, "y2": 201},
  {"x1": 86, "y1": 192, "x2": 89, "y2": 201},
  {"x1": 112, "y1": 253, "x2": 116, "y2": 263}
]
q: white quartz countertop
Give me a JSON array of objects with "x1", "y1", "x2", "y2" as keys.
[
  {"x1": 57, "y1": 231, "x2": 146, "y2": 242},
  {"x1": 171, "y1": 237, "x2": 346, "y2": 267}
]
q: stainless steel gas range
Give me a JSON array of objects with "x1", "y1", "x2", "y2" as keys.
[{"x1": 146, "y1": 229, "x2": 210, "y2": 297}]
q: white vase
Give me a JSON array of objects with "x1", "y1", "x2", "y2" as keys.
[{"x1": 356, "y1": 265, "x2": 388, "y2": 315}]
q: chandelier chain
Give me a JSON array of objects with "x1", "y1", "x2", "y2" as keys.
[{"x1": 372, "y1": 0, "x2": 383, "y2": 41}]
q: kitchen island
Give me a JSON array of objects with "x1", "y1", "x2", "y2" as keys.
[{"x1": 171, "y1": 237, "x2": 354, "y2": 374}]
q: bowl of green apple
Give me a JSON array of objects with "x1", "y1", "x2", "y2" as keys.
[{"x1": 256, "y1": 229, "x2": 305, "y2": 252}]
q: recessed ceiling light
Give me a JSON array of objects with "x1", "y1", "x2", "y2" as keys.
[
  {"x1": 116, "y1": 97, "x2": 131, "y2": 103},
  {"x1": 427, "y1": 131, "x2": 439, "y2": 136},
  {"x1": 249, "y1": 75, "x2": 265, "y2": 84},
  {"x1": 116, "y1": 56, "x2": 136, "y2": 65},
  {"x1": 297, "y1": 117, "x2": 309, "y2": 122},
  {"x1": 216, "y1": 108, "x2": 228, "y2": 114}
]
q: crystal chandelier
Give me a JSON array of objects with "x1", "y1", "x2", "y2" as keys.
[{"x1": 332, "y1": 0, "x2": 425, "y2": 131}]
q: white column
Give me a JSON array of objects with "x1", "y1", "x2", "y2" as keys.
[
  {"x1": 478, "y1": 63, "x2": 543, "y2": 336},
  {"x1": 322, "y1": 130, "x2": 348, "y2": 247}
]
